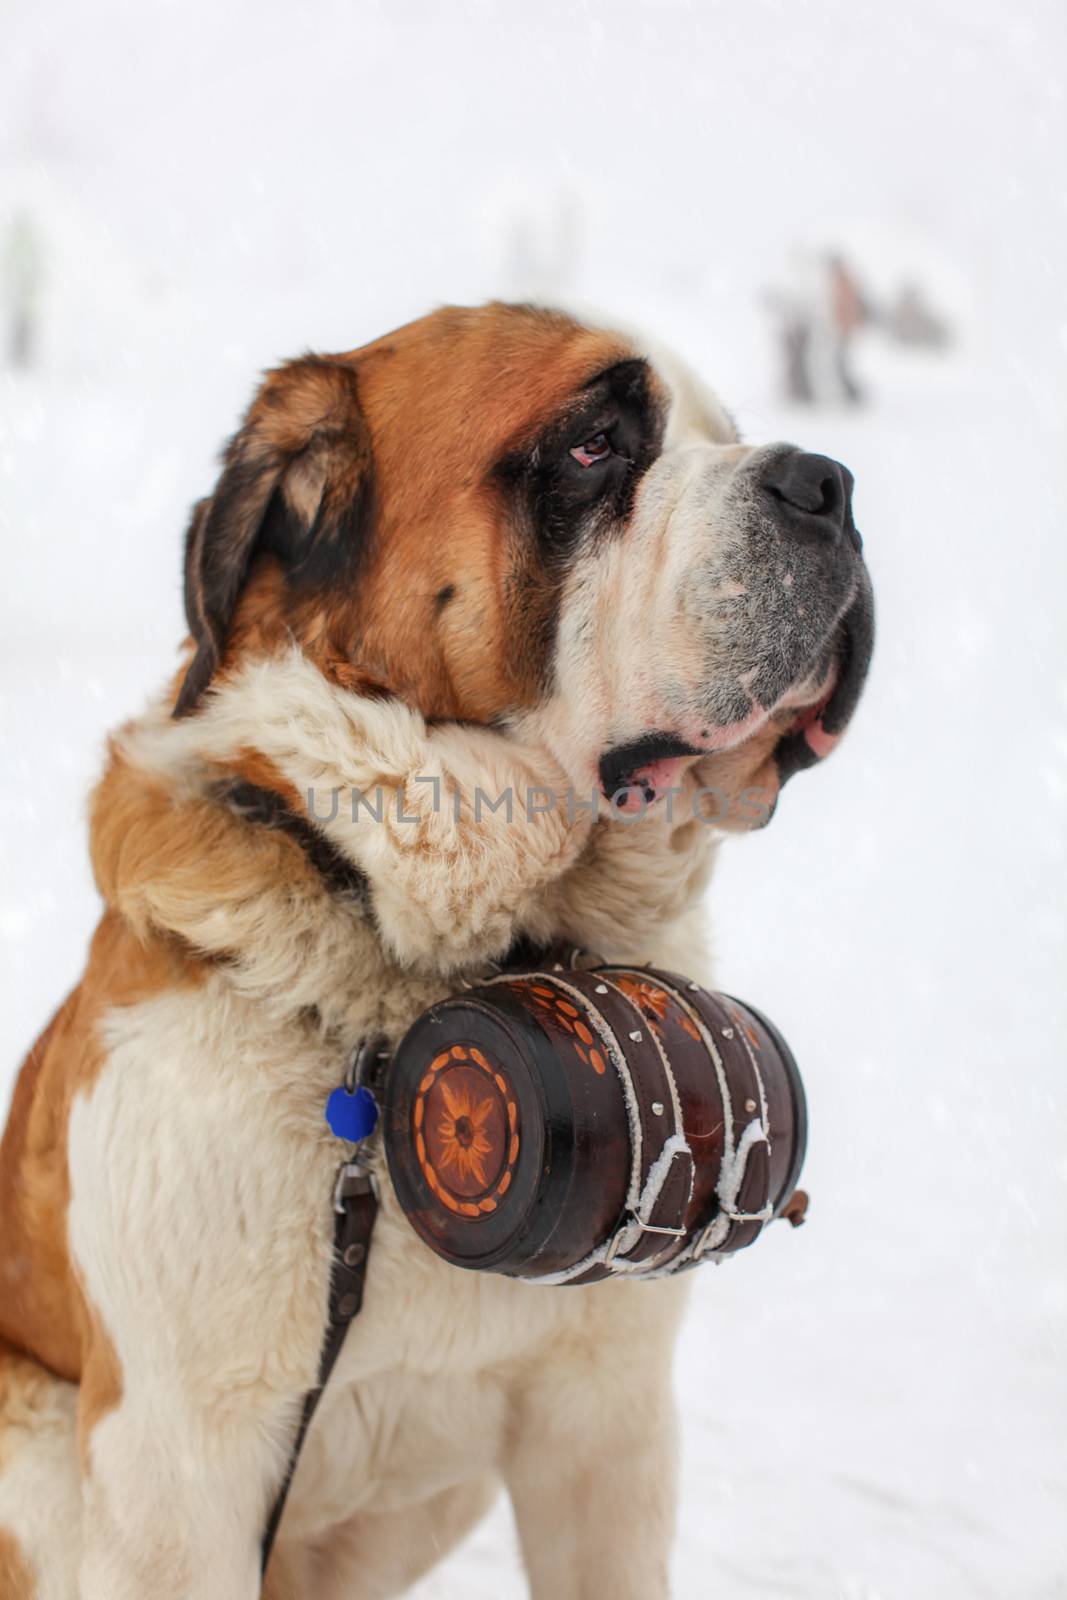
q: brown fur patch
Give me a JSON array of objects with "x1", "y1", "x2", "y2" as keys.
[
  {"x1": 0, "y1": 746, "x2": 275, "y2": 1457},
  {"x1": 0, "y1": 1526, "x2": 36, "y2": 1600},
  {"x1": 0, "y1": 742, "x2": 239, "y2": 1420},
  {"x1": 0, "y1": 738, "x2": 361, "y2": 1555},
  {"x1": 0, "y1": 724, "x2": 328, "y2": 1409},
  {"x1": 213, "y1": 748, "x2": 307, "y2": 819},
  {"x1": 178, "y1": 304, "x2": 635, "y2": 725},
  {"x1": 75, "y1": 1302, "x2": 124, "y2": 1472},
  {"x1": 324, "y1": 305, "x2": 632, "y2": 719},
  {"x1": 89, "y1": 740, "x2": 328, "y2": 947},
  {"x1": 0, "y1": 913, "x2": 194, "y2": 1387}
]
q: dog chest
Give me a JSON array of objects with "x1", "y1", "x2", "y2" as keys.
[{"x1": 285, "y1": 1363, "x2": 509, "y2": 1536}]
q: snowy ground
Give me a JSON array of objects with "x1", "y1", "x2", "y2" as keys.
[{"x1": 2, "y1": 3, "x2": 1065, "y2": 1596}]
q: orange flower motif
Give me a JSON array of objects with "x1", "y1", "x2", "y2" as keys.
[
  {"x1": 436, "y1": 1079, "x2": 496, "y2": 1188},
  {"x1": 614, "y1": 977, "x2": 672, "y2": 1032}
]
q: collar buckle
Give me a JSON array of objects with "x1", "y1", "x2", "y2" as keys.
[
  {"x1": 344, "y1": 1034, "x2": 390, "y2": 1095},
  {"x1": 333, "y1": 1159, "x2": 380, "y2": 1215}
]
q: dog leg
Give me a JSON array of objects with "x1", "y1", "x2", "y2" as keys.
[
  {"x1": 64, "y1": 986, "x2": 339, "y2": 1600},
  {"x1": 0, "y1": 1342, "x2": 81, "y2": 1600},
  {"x1": 504, "y1": 1290, "x2": 684, "y2": 1600},
  {"x1": 77, "y1": 1382, "x2": 292, "y2": 1600},
  {"x1": 269, "y1": 1474, "x2": 499, "y2": 1600}
]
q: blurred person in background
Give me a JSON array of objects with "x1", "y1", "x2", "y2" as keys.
[
  {"x1": 766, "y1": 246, "x2": 870, "y2": 406},
  {"x1": 764, "y1": 246, "x2": 821, "y2": 403},
  {"x1": 826, "y1": 251, "x2": 868, "y2": 403},
  {"x1": 887, "y1": 278, "x2": 953, "y2": 347},
  {"x1": 780, "y1": 294, "x2": 816, "y2": 403},
  {"x1": 3, "y1": 210, "x2": 44, "y2": 370}
]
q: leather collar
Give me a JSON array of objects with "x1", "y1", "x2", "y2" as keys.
[
  {"x1": 217, "y1": 777, "x2": 563, "y2": 976},
  {"x1": 216, "y1": 778, "x2": 370, "y2": 904}
]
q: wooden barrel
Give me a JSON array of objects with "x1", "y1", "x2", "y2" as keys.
[{"x1": 384, "y1": 959, "x2": 806, "y2": 1283}]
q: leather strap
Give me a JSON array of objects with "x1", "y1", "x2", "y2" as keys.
[
  {"x1": 260, "y1": 1164, "x2": 379, "y2": 1579},
  {"x1": 572, "y1": 971, "x2": 694, "y2": 1270},
  {"x1": 543, "y1": 968, "x2": 779, "y2": 1282},
  {"x1": 218, "y1": 778, "x2": 371, "y2": 905},
  {"x1": 491, "y1": 965, "x2": 696, "y2": 1285},
  {"x1": 650, "y1": 980, "x2": 776, "y2": 1269}
]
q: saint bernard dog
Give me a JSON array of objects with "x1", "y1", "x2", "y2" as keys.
[{"x1": 0, "y1": 302, "x2": 872, "y2": 1599}]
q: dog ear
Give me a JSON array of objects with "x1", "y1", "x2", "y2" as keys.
[{"x1": 174, "y1": 356, "x2": 374, "y2": 717}]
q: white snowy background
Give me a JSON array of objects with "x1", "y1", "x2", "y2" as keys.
[{"x1": 1, "y1": 2, "x2": 1065, "y2": 1595}]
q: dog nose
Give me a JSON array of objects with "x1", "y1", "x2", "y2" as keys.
[{"x1": 759, "y1": 450, "x2": 861, "y2": 551}]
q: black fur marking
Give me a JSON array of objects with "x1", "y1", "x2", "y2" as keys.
[
  {"x1": 494, "y1": 358, "x2": 665, "y2": 564},
  {"x1": 487, "y1": 359, "x2": 666, "y2": 702},
  {"x1": 174, "y1": 358, "x2": 375, "y2": 718},
  {"x1": 434, "y1": 583, "x2": 456, "y2": 612},
  {"x1": 259, "y1": 463, "x2": 376, "y2": 594}
]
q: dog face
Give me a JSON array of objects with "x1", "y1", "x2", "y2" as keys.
[{"x1": 177, "y1": 302, "x2": 872, "y2": 824}]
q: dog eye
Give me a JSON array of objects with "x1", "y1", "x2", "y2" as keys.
[{"x1": 570, "y1": 432, "x2": 612, "y2": 468}]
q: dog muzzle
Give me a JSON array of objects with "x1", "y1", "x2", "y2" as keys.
[{"x1": 381, "y1": 954, "x2": 808, "y2": 1284}]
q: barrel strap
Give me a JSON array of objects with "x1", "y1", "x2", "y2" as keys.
[
  {"x1": 599, "y1": 974, "x2": 694, "y2": 1267},
  {"x1": 642, "y1": 978, "x2": 775, "y2": 1273},
  {"x1": 499, "y1": 967, "x2": 698, "y2": 1285},
  {"x1": 550, "y1": 970, "x2": 779, "y2": 1282}
]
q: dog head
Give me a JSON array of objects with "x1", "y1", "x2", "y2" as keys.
[{"x1": 176, "y1": 302, "x2": 872, "y2": 827}]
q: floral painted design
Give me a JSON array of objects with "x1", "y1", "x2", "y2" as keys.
[
  {"x1": 612, "y1": 974, "x2": 701, "y2": 1042},
  {"x1": 414, "y1": 1044, "x2": 519, "y2": 1219},
  {"x1": 435, "y1": 1079, "x2": 495, "y2": 1189},
  {"x1": 725, "y1": 1001, "x2": 763, "y2": 1054},
  {"x1": 513, "y1": 980, "x2": 607, "y2": 1074}
]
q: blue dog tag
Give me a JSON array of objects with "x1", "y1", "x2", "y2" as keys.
[{"x1": 325, "y1": 1084, "x2": 379, "y2": 1143}]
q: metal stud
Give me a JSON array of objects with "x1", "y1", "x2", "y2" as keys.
[
  {"x1": 595, "y1": 984, "x2": 609, "y2": 994},
  {"x1": 338, "y1": 1293, "x2": 359, "y2": 1318},
  {"x1": 629, "y1": 1029, "x2": 643, "y2": 1043},
  {"x1": 688, "y1": 982, "x2": 700, "y2": 991},
  {"x1": 722, "y1": 1027, "x2": 734, "y2": 1040},
  {"x1": 651, "y1": 1100, "x2": 665, "y2": 1115},
  {"x1": 343, "y1": 1242, "x2": 366, "y2": 1267},
  {"x1": 744, "y1": 1098, "x2": 757, "y2": 1114}
]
